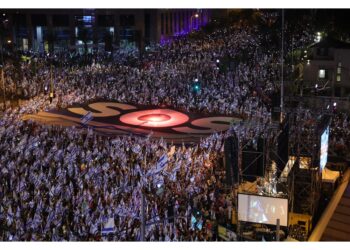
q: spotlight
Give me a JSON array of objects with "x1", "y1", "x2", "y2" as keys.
[
  {"x1": 333, "y1": 102, "x2": 337, "y2": 107},
  {"x1": 216, "y1": 59, "x2": 220, "y2": 63},
  {"x1": 194, "y1": 78, "x2": 198, "y2": 82}
]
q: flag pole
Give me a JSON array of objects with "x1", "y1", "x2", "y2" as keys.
[
  {"x1": 141, "y1": 192, "x2": 145, "y2": 241},
  {"x1": 140, "y1": 146, "x2": 147, "y2": 241}
]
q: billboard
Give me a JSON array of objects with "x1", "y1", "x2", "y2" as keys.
[
  {"x1": 238, "y1": 193, "x2": 288, "y2": 226},
  {"x1": 320, "y1": 126, "x2": 330, "y2": 170}
]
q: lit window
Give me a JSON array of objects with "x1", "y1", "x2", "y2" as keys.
[
  {"x1": 83, "y1": 16, "x2": 92, "y2": 24},
  {"x1": 337, "y1": 75, "x2": 341, "y2": 82},
  {"x1": 318, "y1": 69, "x2": 325, "y2": 79}
]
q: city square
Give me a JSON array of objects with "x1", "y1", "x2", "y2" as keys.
[{"x1": 0, "y1": 4, "x2": 350, "y2": 244}]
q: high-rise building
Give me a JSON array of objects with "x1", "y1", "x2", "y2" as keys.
[{"x1": 0, "y1": 9, "x2": 211, "y2": 53}]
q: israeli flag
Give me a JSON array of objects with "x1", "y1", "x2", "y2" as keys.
[
  {"x1": 132, "y1": 144, "x2": 141, "y2": 154},
  {"x1": 150, "y1": 154, "x2": 168, "y2": 176},
  {"x1": 81, "y1": 111, "x2": 93, "y2": 125},
  {"x1": 101, "y1": 217, "x2": 115, "y2": 235},
  {"x1": 67, "y1": 147, "x2": 78, "y2": 163},
  {"x1": 27, "y1": 140, "x2": 39, "y2": 151},
  {"x1": 172, "y1": 161, "x2": 181, "y2": 173}
]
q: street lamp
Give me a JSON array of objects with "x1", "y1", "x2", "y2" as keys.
[
  {"x1": 315, "y1": 32, "x2": 322, "y2": 42},
  {"x1": 190, "y1": 13, "x2": 199, "y2": 31},
  {"x1": 49, "y1": 62, "x2": 54, "y2": 103}
]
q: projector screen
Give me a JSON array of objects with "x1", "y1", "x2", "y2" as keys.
[
  {"x1": 238, "y1": 194, "x2": 288, "y2": 226},
  {"x1": 320, "y1": 126, "x2": 330, "y2": 170}
]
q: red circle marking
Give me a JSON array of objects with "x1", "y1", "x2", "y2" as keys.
[
  {"x1": 120, "y1": 109, "x2": 189, "y2": 128},
  {"x1": 138, "y1": 114, "x2": 171, "y2": 122}
]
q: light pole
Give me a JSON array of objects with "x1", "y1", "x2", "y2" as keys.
[
  {"x1": 0, "y1": 25, "x2": 6, "y2": 110},
  {"x1": 280, "y1": 9, "x2": 284, "y2": 123},
  {"x1": 190, "y1": 13, "x2": 199, "y2": 32},
  {"x1": 49, "y1": 63, "x2": 54, "y2": 103}
]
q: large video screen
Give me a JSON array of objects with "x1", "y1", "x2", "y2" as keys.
[
  {"x1": 320, "y1": 126, "x2": 330, "y2": 170},
  {"x1": 238, "y1": 194, "x2": 288, "y2": 226}
]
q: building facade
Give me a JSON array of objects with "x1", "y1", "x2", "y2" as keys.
[
  {"x1": 303, "y1": 37, "x2": 350, "y2": 97},
  {"x1": 0, "y1": 9, "x2": 211, "y2": 54}
]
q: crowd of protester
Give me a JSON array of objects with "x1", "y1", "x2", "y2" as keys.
[
  {"x1": 0, "y1": 106, "x2": 241, "y2": 240},
  {"x1": 0, "y1": 10, "x2": 342, "y2": 241},
  {"x1": 329, "y1": 113, "x2": 350, "y2": 158},
  {"x1": 1, "y1": 18, "x2": 288, "y2": 119}
]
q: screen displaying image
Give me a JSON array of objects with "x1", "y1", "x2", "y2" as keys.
[
  {"x1": 238, "y1": 194, "x2": 288, "y2": 226},
  {"x1": 320, "y1": 126, "x2": 329, "y2": 170}
]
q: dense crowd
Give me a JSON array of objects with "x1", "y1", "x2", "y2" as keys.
[
  {"x1": 0, "y1": 111, "x2": 226, "y2": 241},
  {"x1": 1, "y1": 20, "x2": 288, "y2": 119},
  {"x1": 330, "y1": 113, "x2": 350, "y2": 157},
  {"x1": 0, "y1": 11, "x2": 335, "y2": 241}
]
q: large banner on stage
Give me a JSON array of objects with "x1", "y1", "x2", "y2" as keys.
[{"x1": 24, "y1": 101, "x2": 243, "y2": 142}]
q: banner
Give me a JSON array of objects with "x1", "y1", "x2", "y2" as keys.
[{"x1": 81, "y1": 111, "x2": 93, "y2": 125}]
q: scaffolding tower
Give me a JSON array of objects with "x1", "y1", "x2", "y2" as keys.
[{"x1": 287, "y1": 105, "x2": 324, "y2": 217}]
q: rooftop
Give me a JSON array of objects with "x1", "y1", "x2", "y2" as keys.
[{"x1": 310, "y1": 36, "x2": 350, "y2": 49}]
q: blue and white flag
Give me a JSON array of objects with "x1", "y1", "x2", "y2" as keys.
[
  {"x1": 81, "y1": 111, "x2": 93, "y2": 125},
  {"x1": 132, "y1": 144, "x2": 141, "y2": 154},
  {"x1": 153, "y1": 154, "x2": 168, "y2": 175},
  {"x1": 101, "y1": 218, "x2": 115, "y2": 235},
  {"x1": 27, "y1": 139, "x2": 39, "y2": 151},
  {"x1": 67, "y1": 147, "x2": 78, "y2": 163}
]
